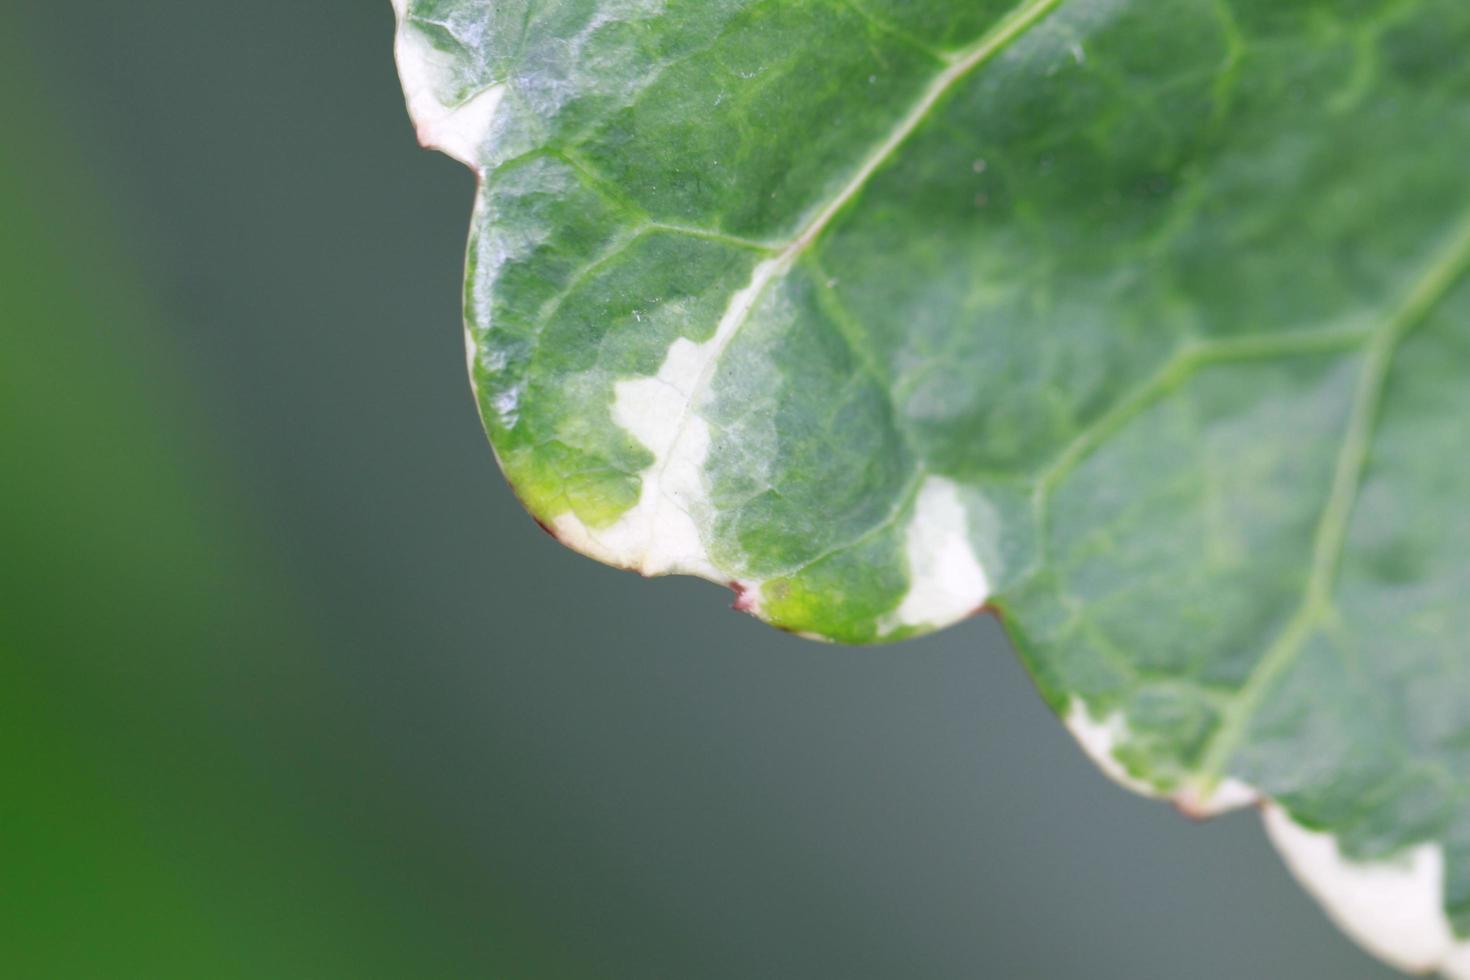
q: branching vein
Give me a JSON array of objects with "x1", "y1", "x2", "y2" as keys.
[{"x1": 1196, "y1": 205, "x2": 1470, "y2": 789}]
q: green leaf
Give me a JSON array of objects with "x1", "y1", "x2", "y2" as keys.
[{"x1": 393, "y1": 0, "x2": 1470, "y2": 973}]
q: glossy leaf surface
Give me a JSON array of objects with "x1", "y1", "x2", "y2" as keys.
[{"x1": 393, "y1": 1, "x2": 1470, "y2": 973}]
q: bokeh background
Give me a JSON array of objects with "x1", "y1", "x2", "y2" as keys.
[{"x1": 3, "y1": 3, "x2": 1401, "y2": 977}]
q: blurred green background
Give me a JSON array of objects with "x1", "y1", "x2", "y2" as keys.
[{"x1": 1, "y1": 3, "x2": 1401, "y2": 977}]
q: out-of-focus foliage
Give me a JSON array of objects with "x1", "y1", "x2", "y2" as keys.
[{"x1": 0, "y1": 36, "x2": 563, "y2": 980}]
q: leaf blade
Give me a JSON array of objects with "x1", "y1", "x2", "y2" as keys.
[{"x1": 394, "y1": 0, "x2": 1470, "y2": 972}]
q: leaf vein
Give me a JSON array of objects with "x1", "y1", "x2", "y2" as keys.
[
  {"x1": 1196, "y1": 206, "x2": 1470, "y2": 791},
  {"x1": 637, "y1": 0, "x2": 1066, "y2": 566}
]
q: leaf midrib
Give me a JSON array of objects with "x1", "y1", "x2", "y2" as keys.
[
  {"x1": 779, "y1": 0, "x2": 1064, "y2": 264},
  {"x1": 638, "y1": 0, "x2": 1065, "y2": 561}
]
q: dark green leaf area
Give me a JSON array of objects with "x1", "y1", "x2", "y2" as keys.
[{"x1": 398, "y1": 0, "x2": 1470, "y2": 960}]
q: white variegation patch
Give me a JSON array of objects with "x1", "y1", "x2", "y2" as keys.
[
  {"x1": 1065, "y1": 699, "x2": 1261, "y2": 817},
  {"x1": 552, "y1": 337, "x2": 717, "y2": 579},
  {"x1": 554, "y1": 257, "x2": 783, "y2": 582},
  {"x1": 880, "y1": 476, "x2": 990, "y2": 635},
  {"x1": 462, "y1": 326, "x2": 482, "y2": 402},
  {"x1": 1265, "y1": 806, "x2": 1470, "y2": 979},
  {"x1": 1173, "y1": 776, "x2": 1258, "y2": 818},
  {"x1": 1064, "y1": 698, "x2": 1470, "y2": 976},
  {"x1": 392, "y1": 0, "x2": 503, "y2": 167},
  {"x1": 1063, "y1": 699, "x2": 1159, "y2": 797}
]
